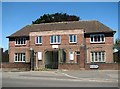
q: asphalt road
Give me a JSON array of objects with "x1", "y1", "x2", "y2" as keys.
[{"x1": 2, "y1": 70, "x2": 118, "y2": 87}]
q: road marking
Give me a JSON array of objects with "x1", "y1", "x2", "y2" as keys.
[{"x1": 61, "y1": 73, "x2": 79, "y2": 79}]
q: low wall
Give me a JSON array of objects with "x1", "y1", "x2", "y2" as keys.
[
  {"x1": 85, "y1": 63, "x2": 119, "y2": 70},
  {"x1": 1, "y1": 62, "x2": 30, "y2": 71},
  {"x1": 0, "y1": 62, "x2": 119, "y2": 71},
  {"x1": 59, "y1": 63, "x2": 80, "y2": 70},
  {"x1": 59, "y1": 63, "x2": 119, "y2": 70}
]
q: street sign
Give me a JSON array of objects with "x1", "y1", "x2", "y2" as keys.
[{"x1": 90, "y1": 64, "x2": 99, "y2": 69}]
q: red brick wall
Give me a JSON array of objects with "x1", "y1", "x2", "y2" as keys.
[
  {"x1": 1, "y1": 62, "x2": 30, "y2": 69},
  {"x1": 59, "y1": 63, "x2": 80, "y2": 70},
  {"x1": 85, "y1": 33, "x2": 114, "y2": 63},
  {"x1": 29, "y1": 33, "x2": 84, "y2": 66},
  {"x1": 59, "y1": 63, "x2": 119, "y2": 70},
  {"x1": 85, "y1": 63, "x2": 118, "y2": 70},
  {"x1": 8, "y1": 31, "x2": 115, "y2": 70},
  {"x1": 9, "y1": 37, "x2": 30, "y2": 63}
]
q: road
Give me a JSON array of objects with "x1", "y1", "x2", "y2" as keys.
[{"x1": 2, "y1": 70, "x2": 118, "y2": 87}]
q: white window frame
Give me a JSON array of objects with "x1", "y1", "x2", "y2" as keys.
[
  {"x1": 15, "y1": 38, "x2": 26, "y2": 45},
  {"x1": 38, "y1": 52, "x2": 42, "y2": 60},
  {"x1": 36, "y1": 36, "x2": 42, "y2": 44},
  {"x1": 90, "y1": 51, "x2": 106, "y2": 62},
  {"x1": 90, "y1": 34, "x2": 105, "y2": 43},
  {"x1": 69, "y1": 35, "x2": 77, "y2": 43},
  {"x1": 14, "y1": 53, "x2": 25, "y2": 62},
  {"x1": 50, "y1": 35, "x2": 61, "y2": 44},
  {"x1": 69, "y1": 52, "x2": 74, "y2": 60}
]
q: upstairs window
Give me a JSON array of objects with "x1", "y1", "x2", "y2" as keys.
[
  {"x1": 14, "y1": 53, "x2": 25, "y2": 62},
  {"x1": 90, "y1": 34, "x2": 105, "y2": 43},
  {"x1": 50, "y1": 35, "x2": 60, "y2": 44},
  {"x1": 90, "y1": 51, "x2": 105, "y2": 62},
  {"x1": 15, "y1": 38, "x2": 26, "y2": 45},
  {"x1": 69, "y1": 35, "x2": 77, "y2": 43},
  {"x1": 36, "y1": 36, "x2": 42, "y2": 44}
]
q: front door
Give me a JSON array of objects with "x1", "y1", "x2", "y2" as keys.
[{"x1": 76, "y1": 51, "x2": 80, "y2": 64}]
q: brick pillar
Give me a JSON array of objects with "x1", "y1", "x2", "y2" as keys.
[{"x1": 80, "y1": 46, "x2": 85, "y2": 69}]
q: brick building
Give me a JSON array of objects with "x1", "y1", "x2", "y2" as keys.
[{"x1": 7, "y1": 20, "x2": 116, "y2": 70}]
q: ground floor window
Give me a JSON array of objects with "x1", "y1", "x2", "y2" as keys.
[
  {"x1": 90, "y1": 51, "x2": 105, "y2": 62},
  {"x1": 14, "y1": 53, "x2": 25, "y2": 62}
]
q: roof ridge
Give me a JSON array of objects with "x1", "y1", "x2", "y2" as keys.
[{"x1": 31, "y1": 20, "x2": 98, "y2": 26}]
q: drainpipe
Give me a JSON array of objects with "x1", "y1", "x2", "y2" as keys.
[{"x1": 30, "y1": 48, "x2": 34, "y2": 71}]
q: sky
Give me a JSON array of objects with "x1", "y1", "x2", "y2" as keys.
[{"x1": 2, "y1": 2, "x2": 118, "y2": 51}]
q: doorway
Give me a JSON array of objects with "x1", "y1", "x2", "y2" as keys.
[{"x1": 45, "y1": 51, "x2": 58, "y2": 69}]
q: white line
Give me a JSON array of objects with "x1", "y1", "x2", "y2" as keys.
[{"x1": 61, "y1": 73, "x2": 79, "y2": 79}]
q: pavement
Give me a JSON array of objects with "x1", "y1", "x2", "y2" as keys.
[{"x1": 2, "y1": 70, "x2": 118, "y2": 83}]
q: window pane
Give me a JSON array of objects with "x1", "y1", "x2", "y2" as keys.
[
  {"x1": 95, "y1": 36, "x2": 98, "y2": 42},
  {"x1": 101, "y1": 35, "x2": 104, "y2": 41},
  {"x1": 21, "y1": 38, "x2": 23, "y2": 44},
  {"x1": 23, "y1": 38, "x2": 26, "y2": 44},
  {"x1": 15, "y1": 53, "x2": 17, "y2": 61},
  {"x1": 23, "y1": 53, "x2": 25, "y2": 61},
  {"x1": 58, "y1": 36, "x2": 60, "y2": 43},
  {"x1": 91, "y1": 52, "x2": 94, "y2": 62},
  {"x1": 70, "y1": 35, "x2": 72, "y2": 42},
  {"x1": 102, "y1": 52, "x2": 105, "y2": 61},
  {"x1": 15, "y1": 39, "x2": 17, "y2": 44},
  {"x1": 98, "y1": 35, "x2": 100, "y2": 41},
  {"x1": 51, "y1": 36, "x2": 53, "y2": 43},
  {"x1": 95, "y1": 52, "x2": 97, "y2": 61},
  {"x1": 99, "y1": 52, "x2": 101, "y2": 62},
  {"x1": 36, "y1": 37, "x2": 38, "y2": 43},
  {"x1": 74, "y1": 35, "x2": 76, "y2": 42},
  {"x1": 18, "y1": 38, "x2": 20, "y2": 44},
  {"x1": 91, "y1": 36, "x2": 93, "y2": 42},
  {"x1": 54, "y1": 36, "x2": 56, "y2": 43},
  {"x1": 40, "y1": 36, "x2": 42, "y2": 43}
]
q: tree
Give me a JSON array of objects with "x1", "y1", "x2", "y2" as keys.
[
  {"x1": 113, "y1": 38, "x2": 120, "y2": 50},
  {"x1": 32, "y1": 13, "x2": 80, "y2": 24}
]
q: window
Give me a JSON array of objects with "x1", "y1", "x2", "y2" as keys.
[
  {"x1": 76, "y1": 51, "x2": 80, "y2": 55},
  {"x1": 90, "y1": 51, "x2": 105, "y2": 62},
  {"x1": 38, "y1": 52, "x2": 42, "y2": 60},
  {"x1": 36, "y1": 36, "x2": 42, "y2": 44},
  {"x1": 15, "y1": 38, "x2": 26, "y2": 45},
  {"x1": 14, "y1": 53, "x2": 25, "y2": 62},
  {"x1": 69, "y1": 52, "x2": 74, "y2": 60},
  {"x1": 90, "y1": 34, "x2": 105, "y2": 43},
  {"x1": 69, "y1": 35, "x2": 77, "y2": 43},
  {"x1": 50, "y1": 35, "x2": 60, "y2": 44}
]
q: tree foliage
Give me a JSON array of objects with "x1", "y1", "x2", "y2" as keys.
[
  {"x1": 114, "y1": 38, "x2": 120, "y2": 50},
  {"x1": 32, "y1": 13, "x2": 80, "y2": 24}
]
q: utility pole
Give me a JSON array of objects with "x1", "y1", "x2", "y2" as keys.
[{"x1": 0, "y1": 47, "x2": 3, "y2": 63}]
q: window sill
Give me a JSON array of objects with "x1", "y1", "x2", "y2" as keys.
[
  {"x1": 50, "y1": 43, "x2": 61, "y2": 45},
  {"x1": 90, "y1": 62, "x2": 106, "y2": 63},
  {"x1": 15, "y1": 44, "x2": 27, "y2": 47},
  {"x1": 90, "y1": 42, "x2": 105, "y2": 44},
  {"x1": 14, "y1": 61, "x2": 26, "y2": 63},
  {"x1": 35, "y1": 43, "x2": 42, "y2": 46}
]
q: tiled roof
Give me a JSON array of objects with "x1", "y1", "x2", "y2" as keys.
[{"x1": 7, "y1": 20, "x2": 115, "y2": 38}]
